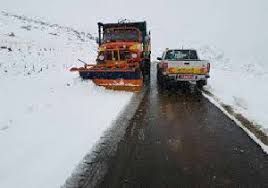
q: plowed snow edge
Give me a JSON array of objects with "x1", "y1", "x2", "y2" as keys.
[
  {"x1": 62, "y1": 88, "x2": 147, "y2": 188},
  {"x1": 202, "y1": 90, "x2": 268, "y2": 155}
]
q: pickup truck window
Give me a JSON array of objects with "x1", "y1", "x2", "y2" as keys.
[{"x1": 164, "y1": 50, "x2": 198, "y2": 60}]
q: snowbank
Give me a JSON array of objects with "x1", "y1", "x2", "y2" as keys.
[
  {"x1": 198, "y1": 46, "x2": 268, "y2": 135},
  {"x1": 0, "y1": 12, "x2": 132, "y2": 188}
]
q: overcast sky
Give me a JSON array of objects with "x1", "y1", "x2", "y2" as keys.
[{"x1": 2, "y1": 0, "x2": 268, "y2": 61}]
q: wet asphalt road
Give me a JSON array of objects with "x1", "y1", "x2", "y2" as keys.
[{"x1": 97, "y1": 69, "x2": 268, "y2": 187}]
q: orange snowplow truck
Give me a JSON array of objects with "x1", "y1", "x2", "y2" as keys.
[{"x1": 71, "y1": 21, "x2": 151, "y2": 91}]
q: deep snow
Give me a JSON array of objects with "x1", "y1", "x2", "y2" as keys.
[
  {"x1": 0, "y1": 12, "x2": 132, "y2": 188},
  {"x1": 198, "y1": 46, "x2": 268, "y2": 134}
]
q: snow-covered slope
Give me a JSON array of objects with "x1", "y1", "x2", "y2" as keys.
[
  {"x1": 198, "y1": 46, "x2": 268, "y2": 135},
  {"x1": 0, "y1": 12, "x2": 132, "y2": 188}
]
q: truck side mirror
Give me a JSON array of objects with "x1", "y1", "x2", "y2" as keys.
[{"x1": 157, "y1": 57, "x2": 162, "y2": 61}]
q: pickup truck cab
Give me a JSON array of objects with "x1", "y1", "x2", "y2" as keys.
[{"x1": 157, "y1": 49, "x2": 210, "y2": 88}]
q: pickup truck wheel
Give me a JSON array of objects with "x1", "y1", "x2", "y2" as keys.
[
  {"x1": 157, "y1": 67, "x2": 171, "y2": 89},
  {"x1": 156, "y1": 65, "x2": 161, "y2": 81},
  {"x1": 159, "y1": 75, "x2": 170, "y2": 89},
  {"x1": 196, "y1": 80, "x2": 207, "y2": 89},
  {"x1": 157, "y1": 70, "x2": 163, "y2": 85},
  {"x1": 157, "y1": 71, "x2": 167, "y2": 88}
]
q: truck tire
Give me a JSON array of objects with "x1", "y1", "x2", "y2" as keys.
[
  {"x1": 157, "y1": 65, "x2": 163, "y2": 85},
  {"x1": 157, "y1": 69, "x2": 171, "y2": 89},
  {"x1": 145, "y1": 60, "x2": 151, "y2": 76},
  {"x1": 196, "y1": 80, "x2": 207, "y2": 89},
  {"x1": 141, "y1": 61, "x2": 150, "y2": 80}
]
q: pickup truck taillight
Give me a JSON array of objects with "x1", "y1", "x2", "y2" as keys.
[
  {"x1": 207, "y1": 63, "x2": 210, "y2": 73},
  {"x1": 163, "y1": 62, "x2": 168, "y2": 70}
]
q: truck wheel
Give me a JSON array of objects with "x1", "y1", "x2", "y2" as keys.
[
  {"x1": 157, "y1": 69, "x2": 165, "y2": 87},
  {"x1": 142, "y1": 61, "x2": 150, "y2": 80},
  {"x1": 145, "y1": 61, "x2": 151, "y2": 77},
  {"x1": 196, "y1": 80, "x2": 207, "y2": 89},
  {"x1": 157, "y1": 68, "x2": 162, "y2": 84},
  {"x1": 158, "y1": 72, "x2": 170, "y2": 89}
]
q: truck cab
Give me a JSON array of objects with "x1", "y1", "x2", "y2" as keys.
[
  {"x1": 157, "y1": 49, "x2": 210, "y2": 88},
  {"x1": 97, "y1": 22, "x2": 151, "y2": 77}
]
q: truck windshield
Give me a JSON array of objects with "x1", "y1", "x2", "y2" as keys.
[
  {"x1": 100, "y1": 50, "x2": 132, "y2": 61},
  {"x1": 104, "y1": 29, "x2": 139, "y2": 42},
  {"x1": 164, "y1": 50, "x2": 198, "y2": 60}
]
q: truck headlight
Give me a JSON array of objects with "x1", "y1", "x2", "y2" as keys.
[{"x1": 98, "y1": 55, "x2": 104, "y2": 61}]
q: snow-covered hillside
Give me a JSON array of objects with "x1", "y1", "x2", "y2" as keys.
[
  {"x1": 0, "y1": 12, "x2": 132, "y2": 188},
  {"x1": 196, "y1": 46, "x2": 268, "y2": 135}
]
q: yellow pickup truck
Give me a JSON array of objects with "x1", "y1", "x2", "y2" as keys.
[{"x1": 157, "y1": 49, "x2": 210, "y2": 88}]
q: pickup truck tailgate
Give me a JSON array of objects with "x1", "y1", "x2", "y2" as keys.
[{"x1": 166, "y1": 60, "x2": 209, "y2": 74}]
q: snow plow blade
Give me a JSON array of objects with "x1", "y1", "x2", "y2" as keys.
[
  {"x1": 93, "y1": 79, "x2": 142, "y2": 92},
  {"x1": 70, "y1": 65, "x2": 143, "y2": 92}
]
